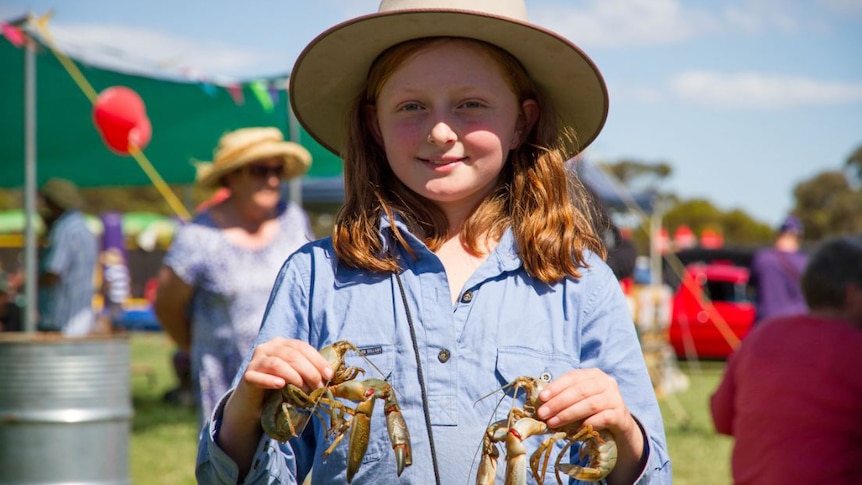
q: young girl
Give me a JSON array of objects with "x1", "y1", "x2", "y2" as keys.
[{"x1": 197, "y1": 2, "x2": 670, "y2": 484}]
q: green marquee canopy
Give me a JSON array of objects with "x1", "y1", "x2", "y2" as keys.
[{"x1": 0, "y1": 34, "x2": 343, "y2": 189}]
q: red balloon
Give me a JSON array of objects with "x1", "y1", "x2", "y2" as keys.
[{"x1": 93, "y1": 86, "x2": 152, "y2": 155}]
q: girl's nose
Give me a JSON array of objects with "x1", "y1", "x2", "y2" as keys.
[{"x1": 426, "y1": 122, "x2": 456, "y2": 145}]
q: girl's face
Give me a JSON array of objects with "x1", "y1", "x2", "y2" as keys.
[{"x1": 371, "y1": 40, "x2": 537, "y2": 216}]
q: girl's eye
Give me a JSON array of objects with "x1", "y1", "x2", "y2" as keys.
[
  {"x1": 398, "y1": 102, "x2": 423, "y2": 112},
  {"x1": 461, "y1": 100, "x2": 485, "y2": 109}
]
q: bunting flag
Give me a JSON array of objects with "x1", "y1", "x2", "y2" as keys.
[
  {"x1": 226, "y1": 83, "x2": 244, "y2": 105},
  {"x1": 249, "y1": 79, "x2": 273, "y2": 112},
  {"x1": 199, "y1": 82, "x2": 217, "y2": 97},
  {"x1": 1, "y1": 22, "x2": 25, "y2": 48},
  {"x1": 35, "y1": 11, "x2": 53, "y2": 32}
]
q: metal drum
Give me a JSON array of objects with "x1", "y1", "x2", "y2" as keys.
[{"x1": 0, "y1": 333, "x2": 132, "y2": 485}]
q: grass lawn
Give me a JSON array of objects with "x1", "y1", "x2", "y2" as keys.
[
  {"x1": 129, "y1": 332, "x2": 198, "y2": 485},
  {"x1": 129, "y1": 333, "x2": 733, "y2": 484},
  {"x1": 659, "y1": 360, "x2": 733, "y2": 485}
]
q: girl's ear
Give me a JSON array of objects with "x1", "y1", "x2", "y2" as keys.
[
  {"x1": 513, "y1": 99, "x2": 540, "y2": 148},
  {"x1": 365, "y1": 104, "x2": 384, "y2": 145}
]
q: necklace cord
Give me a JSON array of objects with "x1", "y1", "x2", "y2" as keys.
[{"x1": 391, "y1": 241, "x2": 442, "y2": 485}]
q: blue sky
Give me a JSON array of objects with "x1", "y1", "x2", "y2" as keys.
[{"x1": 3, "y1": 0, "x2": 861, "y2": 226}]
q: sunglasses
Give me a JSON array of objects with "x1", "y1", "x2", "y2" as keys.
[{"x1": 245, "y1": 164, "x2": 285, "y2": 179}]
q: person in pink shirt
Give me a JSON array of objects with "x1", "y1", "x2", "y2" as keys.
[{"x1": 711, "y1": 235, "x2": 862, "y2": 485}]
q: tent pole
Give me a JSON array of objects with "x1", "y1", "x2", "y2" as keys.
[
  {"x1": 286, "y1": 91, "x2": 302, "y2": 206},
  {"x1": 649, "y1": 208, "x2": 664, "y2": 287},
  {"x1": 23, "y1": 30, "x2": 38, "y2": 333}
]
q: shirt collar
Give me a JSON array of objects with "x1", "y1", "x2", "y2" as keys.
[
  {"x1": 489, "y1": 228, "x2": 522, "y2": 273},
  {"x1": 383, "y1": 214, "x2": 523, "y2": 275},
  {"x1": 327, "y1": 210, "x2": 525, "y2": 279}
]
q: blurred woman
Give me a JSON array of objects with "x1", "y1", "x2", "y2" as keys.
[{"x1": 154, "y1": 127, "x2": 314, "y2": 424}]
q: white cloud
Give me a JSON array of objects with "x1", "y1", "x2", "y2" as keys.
[
  {"x1": 670, "y1": 71, "x2": 862, "y2": 108},
  {"x1": 721, "y1": 0, "x2": 802, "y2": 34},
  {"x1": 610, "y1": 85, "x2": 665, "y2": 104},
  {"x1": 47, "y1": 23, "x2": 274, "y2": 80},
  {"x1": 531, "y1": 0, "x2": 821, "y2": 49},
  {"x1": 532, "y1": 0, "x2": 717, "y2": 48}
]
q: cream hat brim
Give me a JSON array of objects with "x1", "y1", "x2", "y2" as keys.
[
  {"x1": 290, "y1": 7, "x2": 608, "y2": 156},
  {"x1": 195, "y1": 139, "x2": 312, "y2": 188}
]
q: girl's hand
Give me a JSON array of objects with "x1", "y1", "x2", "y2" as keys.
[
  {"x1": 234, "y1": 338, "x2": 335, "y2": 411},
  {"x1": 536, "y1": 368, "x2": 632, "y2": 434},
  {"x1": 218, "y1": 338, "x2": 334, "y2": 474},
  {"x1": 535, "y1": 368, "x2": 646, "y2": 484}
]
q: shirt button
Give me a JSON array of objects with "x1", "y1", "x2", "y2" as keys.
[
  {"x1": 437, "y1": 349, "x2": 451, "y2": 363},
  {"x1": 460, "y1": 290, "x2": 474, "y2": 303}
]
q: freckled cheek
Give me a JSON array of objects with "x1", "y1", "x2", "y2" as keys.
[
  {"x1": 381, "y1": 121, "x2": 426, "y2": 150},
  {"x1": 462, "y1": 129, "x2": 507, "y2": 152}
]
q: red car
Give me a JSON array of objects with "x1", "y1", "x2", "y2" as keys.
[{"x1": 668, "y1": 262, "x2": 755, "y2": 359}]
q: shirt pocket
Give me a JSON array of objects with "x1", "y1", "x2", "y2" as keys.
[
  {"x1": 493, "y1": 347, "x2": 580, "y2": 481},
  {"x1": 493, "y1": 346, "x2": 578, "y2": 423},
  {"x1": 495, "y1": 346, "x2": 578, "y2": 387},
  {"x1": 325, "y1": 342, "x2": 396, "y2": 467}
]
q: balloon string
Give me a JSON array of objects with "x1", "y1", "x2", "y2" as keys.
[
  {"x1": 29, "y1": 13, "x2": 191, "y2": 221},
  {"x1": 128, "y1": 146, "x2": 191, "y2": 220}
]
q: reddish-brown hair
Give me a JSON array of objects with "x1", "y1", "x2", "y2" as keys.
[{"x1": 332, "y1": 37, "x2": 604, "y2": 283}]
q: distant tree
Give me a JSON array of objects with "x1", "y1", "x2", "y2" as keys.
[
  {"x1": 598, "y1": 159, "x2": 672, "y2": 193},
  {"x1": 720, "y1": 209, "x2": 774, "y2": 244},
  {"x1": 662, "y1": 199, "x2": 772, "y2": 246},
  {"x1": 663, "y1": 199, "x2": 723, "y2": 230},
  {"x1": 792, "y1": 171, "x2": 862, "y2": 239},
  {"x1": 846, "y1": 144, "x2": 862, "y2": 187},
  {"x1": 597, "y1": 159, "x2": 774, "y2": 251}
]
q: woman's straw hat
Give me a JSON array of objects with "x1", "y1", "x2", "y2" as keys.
[
  {"x1": 195, "y1": 127, "x2": 312, "y2": 187},
  {"x1": 289, "y1": 0, "x2": 608, "y2": 156}
]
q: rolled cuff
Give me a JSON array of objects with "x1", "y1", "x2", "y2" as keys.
[
  {"x1": 631, "y1": 414, "x2": 672, "y2": 485},
  {"x1": 196, "y1": 389, "x2": 296, "y2": 485}
]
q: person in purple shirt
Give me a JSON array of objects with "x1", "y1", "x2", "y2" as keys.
[{"x1": 749, "y1": 215, "x2": 809, "y2": 323}]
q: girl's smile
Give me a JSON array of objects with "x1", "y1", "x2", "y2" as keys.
[{"x1": 371, "y1": 39, "x2": 537, "y2": 219}]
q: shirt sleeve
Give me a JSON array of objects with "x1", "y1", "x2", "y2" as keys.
[
  {"x1": 196, "y1": 390, "x2": 317, "y2": 485},
  {"x1": 579, "y1": 259, "x2": 673, "y2": 484},
  {"x1": 195, "y1": 251, "x2": 317, "y2": 484},
  {"x1": 710, "y1": 351, "x2": 738, "y2": 436}
]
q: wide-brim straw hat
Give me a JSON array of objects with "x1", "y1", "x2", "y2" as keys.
[
  {"x1": 195, "y1": 127, "x2": 312, "y2": 187},
  {"x1": 290, "y1": 0, "x2": 608, "y2": 156},
  {"x1": 40, "y1": 178, "x2": 85, "y2": 211}
]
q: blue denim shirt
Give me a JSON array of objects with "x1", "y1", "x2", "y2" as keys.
[
  {"x1": 197, "y1": 218, "x2": 671, "y2": 484},
  {"x1": 38, "y1": 210, "x2": 98, "y2": 334}
]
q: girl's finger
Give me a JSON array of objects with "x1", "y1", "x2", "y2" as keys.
[
  {"x1": 539, "y1": 389, "x2": 602, "y2": 427},
  {"x1": 242, "y1": 369, "x2": 286, "y2": 389},
  {"x1": 251, "y1": 339, "x2": 334, "y2": 391}
]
